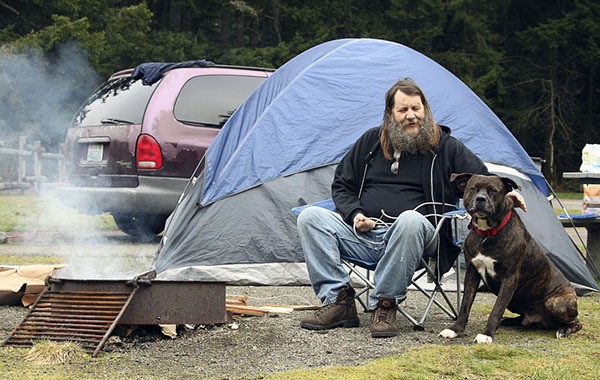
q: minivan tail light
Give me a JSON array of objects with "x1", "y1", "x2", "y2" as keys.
[{"x1": 136, "y1": 134, "x2": 163, "y2": 169}]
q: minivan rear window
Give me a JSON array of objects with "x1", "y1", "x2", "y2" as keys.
[
  {"x1": 174, "y1": 75, "x2": 265, "y2": 127},
  {"x1": 73, "y1": 76, "x2": 158, "y2": 127}
]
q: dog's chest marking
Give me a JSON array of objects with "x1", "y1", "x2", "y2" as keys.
[
  {"x1": 471, "y1": 253, "x2": 497, "y2": 285},
  {"x1": 473, "y1": 217, "x2": 492, "y2": 231}
]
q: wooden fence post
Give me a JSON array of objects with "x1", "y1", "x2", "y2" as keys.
[
  {"x1": 18, "y1": 135, "x2": 26, "y2": 184},
  {"x1": 33, "y1": 140, "x2": 42, "y2": 191},
  {"x1": 59, "y1": 143, "x2": 65, "y2": 181},
  {"x1": 0, "y1": 136, "x2": 64, "y2": 190}
]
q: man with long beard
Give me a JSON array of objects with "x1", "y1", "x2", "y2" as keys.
[{"x1": 297, "y1": 78, "x2": 525, "y2": 338}]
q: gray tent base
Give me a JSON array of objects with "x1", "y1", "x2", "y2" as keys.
[
  {"x1": 153, "y1": 163, "x2": 599, "y2": 293},
  {"x1": 157, "y1": 262, "x2": 310, "y2": 286}
]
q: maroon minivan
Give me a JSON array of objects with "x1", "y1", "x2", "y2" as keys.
[{"x1": 54, "y1": 63, "x2": 273, "y2": 237}]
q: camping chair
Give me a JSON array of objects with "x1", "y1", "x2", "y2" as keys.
[
  {"x1": 293, "y1": 200, "x2": 469, "y2": 331},
  {"x1": 341, "y1": 206, "x2": 469, "y2": 331}
]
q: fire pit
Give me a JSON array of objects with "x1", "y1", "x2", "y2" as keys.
[{"x1": 3, "y1": 270, "x2": 227, "y2": 357}]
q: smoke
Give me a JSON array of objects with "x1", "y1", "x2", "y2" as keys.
[
  {"x1": 0, "y1": 41, "x2": 100, "y2": 147},
  {"x1": 0, "y1": 42, "x2": 156, "y2": 280},
  {"x1": 18, "y1": 193, "x2": 157, "y2": 280}
]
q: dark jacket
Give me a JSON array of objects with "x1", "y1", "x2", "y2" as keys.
[{"x1": 331, "y1": 125, "x2": 488, "y2": 274}]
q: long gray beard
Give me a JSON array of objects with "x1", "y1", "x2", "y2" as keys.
[{"x1": 386, "y1": 116, "x2": 435, "y2": 155}]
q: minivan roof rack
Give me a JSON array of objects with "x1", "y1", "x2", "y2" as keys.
[
  {"x1": 110, "y1": 61, "x2": 275, "y2": 85},
  {"x1": 211, "y1": 64, "x2": 276, "y2": 72}
]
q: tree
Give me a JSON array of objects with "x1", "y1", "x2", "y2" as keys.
[
  {"x1": 500, "y1": 0, "x2": 600, "y2": 184},
  {"x1": 1, "y1": 0, "x2": 599, "y2": 189}
]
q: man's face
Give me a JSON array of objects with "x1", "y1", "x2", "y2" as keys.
[{"x1": 391, "y1": 90, "x2": 425, "y2": 136}]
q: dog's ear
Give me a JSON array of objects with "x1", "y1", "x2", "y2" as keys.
[
  {"x1": 500, "y1": 177, "x2": 521, "y2": 193},
  {"x1": 450, "y1": 173, "x2": 473, "y2": 192}
]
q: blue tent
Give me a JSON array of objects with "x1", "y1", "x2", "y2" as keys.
[{"x1": 153, "y1": 38, "x2": 598, "y2": 292}]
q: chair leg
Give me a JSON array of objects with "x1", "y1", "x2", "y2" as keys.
[
  {"x1": 403, "y1": 261, "x2": 459, "y2": 331},
  {"x1": 342, "y1": 261, "x2": 375, "y2": 312},
  {"x1": 342, "y1": 255, "x2": 462, "y2": 331},
  {"x1": 397, "y1": 306, "x2": 424, "y2": 331},
  {"x1": 415, "y1": 264, "x2": 459, "y2": 319},
  {"x1": 354, "y1": 286, "x2": 370, "y2": 312}
]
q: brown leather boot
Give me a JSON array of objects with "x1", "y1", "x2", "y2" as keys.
[
  {"x1": 300, "y1": 286, "x2": 360, "y2": 330},
  {"x1": 370, "y1": 296, "x2": 398, "y2": 338}
]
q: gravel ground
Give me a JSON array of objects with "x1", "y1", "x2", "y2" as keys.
[
  {"x1": 0, "y1": 195, "x2": 593, "y2": 378},
  {"x1": 0, "y1": 230, "x2": 495, "y2": 378},
  {"x1": 0, "y1": 286, "x2": 498, "y2": 379}
]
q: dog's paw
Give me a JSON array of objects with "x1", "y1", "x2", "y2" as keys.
[
  {"x1": 438, "y1": 329, "x2": 458, "y2": 339},
  {"x1": 474, "y1": 334, "x2": 493, "y2": 344},
  {"x1": 556, "y1": 328, "x2": 573, "y2": 339},
  {"x1": 556, "y1": 321, "x2": 583, "y2": 338}
]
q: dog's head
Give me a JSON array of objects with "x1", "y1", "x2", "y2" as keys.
[{"x1": 451, "y1": 173, "x2": 520, "y2": 231}]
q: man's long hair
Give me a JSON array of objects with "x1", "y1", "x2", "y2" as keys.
[{"x1": 379, "y1": 78, "x2": 441, "y2": 160}]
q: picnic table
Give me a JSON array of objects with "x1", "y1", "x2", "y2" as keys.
[
  {"x1": 559, "y1": 216, "x2": 600, "y2": 279},
  {"x1": 562, "y1": 172, "x2": 600, "y2": 184},
  {"x1": 561, "y1": 172, "x2": 600, "y2": 276}
]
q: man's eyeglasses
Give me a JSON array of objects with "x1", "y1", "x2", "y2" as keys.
[{"x1": 391, "y1": 151, "x2": 401, "y2": 175}]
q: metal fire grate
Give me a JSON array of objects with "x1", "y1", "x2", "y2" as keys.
[
  {"x1": 3, "y1": 271, "x2": 228, "y2": 357},
  {"x1": 4, "y1": 283, "x2": 138, "y2": 357}
]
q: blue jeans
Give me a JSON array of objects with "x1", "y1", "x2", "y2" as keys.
[{"x1": 297, "y1": 206, "x2": 437, "y2": 309}]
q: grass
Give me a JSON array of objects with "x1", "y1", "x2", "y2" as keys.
[
  {"x1": 555, "y1": 192, "x2": 583, "y2": 200},
  {"x1": 1, "y1": 293, "x2": 597, "y2": 379},
  {"x1": 553, "y1": 192, "x2": 582, "y2": 216},
  {"x1": 0, "y1": 253, "x2": 64, "y2": 266},
  {"x1": 25, "y1": 341, "x2": 88, "y2": 365},
  {"x1": 0, "y1": 191, "x2": 110, "y2": 267},
  {"x1": 0, "y1": 192, "x2": 116, "y2": 233},
  {"x1": 271, "y1": 294, "x2": 600, "y2": 380},
  {"x1": 554, "y1": 209, "x2": 581, "y2": 216}
]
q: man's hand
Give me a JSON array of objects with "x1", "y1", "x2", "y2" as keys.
[
  {"x1": 353, "y1": 213, "x2": 376, "y2": 232},
  {"x1": 507, "y1": 190, "x2": 527, "y2": 212}
]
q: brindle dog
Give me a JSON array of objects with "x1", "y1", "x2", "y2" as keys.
[{"x1": 439, "y1": 174, "x2": 582, "y2": 343}]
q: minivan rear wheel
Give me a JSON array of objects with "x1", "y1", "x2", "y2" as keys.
[{"x1": 113, "y1": 214, "x2": 166, "y2": 238}]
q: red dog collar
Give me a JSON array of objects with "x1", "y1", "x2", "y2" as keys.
[{"x1": 471, "y1": 209, "x2": 513, "y2": 237}]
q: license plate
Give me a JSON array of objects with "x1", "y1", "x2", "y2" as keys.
[{"x1": 86, "y1": 143, "x2": 104, "y2": 161}]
